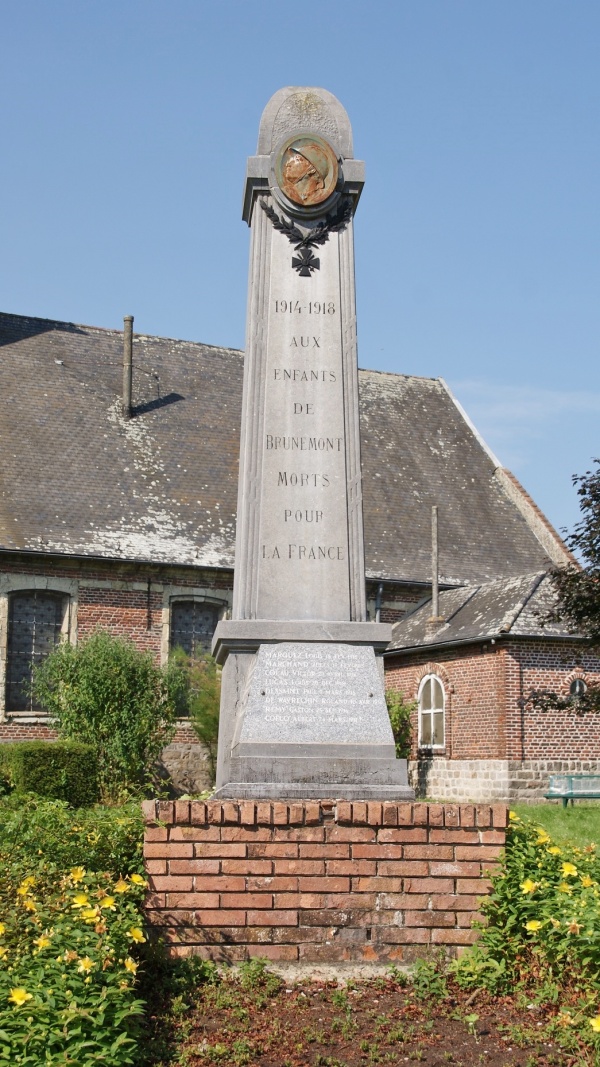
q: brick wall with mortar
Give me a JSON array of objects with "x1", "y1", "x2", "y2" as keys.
[
  {"x1": 142, "y1": 799, "x2": 507, "y2": 963},
  {"x1": 385, "y1": 639, "x2": 600, "y2": 763}
]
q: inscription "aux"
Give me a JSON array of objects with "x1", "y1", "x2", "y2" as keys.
[{"x1": 290, "y1": 336, "x2": 320, "y2": 348}]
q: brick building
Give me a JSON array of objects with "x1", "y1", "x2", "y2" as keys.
[{"x1": 1, "y1": 309, "x2": 597, "y2": 799}]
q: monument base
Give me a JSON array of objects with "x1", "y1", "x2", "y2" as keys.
[
  {"x1": 213, "y1": 782, "x2": 414, "y2": 800},
  {"x1": 212, "y1": 624, "x2": 414, "y2": 802}
]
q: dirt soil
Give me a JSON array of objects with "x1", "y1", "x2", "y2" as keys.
[{"x1": 146, "y1": 969, "x2": 591, "y2": 1066}]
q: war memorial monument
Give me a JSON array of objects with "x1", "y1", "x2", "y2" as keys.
[{"x1": 212, "y1": 87, "x2": 413, "y2": 802}]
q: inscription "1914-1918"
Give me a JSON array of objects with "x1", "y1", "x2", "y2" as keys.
[{"x1": 274, "y1": 300, "x2": 335, "y2": 314}]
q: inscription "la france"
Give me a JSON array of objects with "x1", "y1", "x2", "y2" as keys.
[{"x1": 262, "y1": 545, "x2": 345, "y2": 560}]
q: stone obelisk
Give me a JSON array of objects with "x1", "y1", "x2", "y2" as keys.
[{"x1": 212, "y1": 87, "x2": 413, "y2": 800}]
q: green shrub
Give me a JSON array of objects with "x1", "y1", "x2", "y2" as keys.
[
  {"x1": 0, "y1": 796, "x2": 147, "y2": 1065},
  {"x1": 385, "y1": 690, "x2": 414, "y2": 759},
  {"x1": 31, "y1": 631, "x2": 188, "y2": 801},
  {"x1": 0, "y1": 741, "x2": 99, "y2": 806},
  {"x1": 452, "y1": 812, "x2": 600, "y2": 1051},
  {"x1": 0, "y1": 796, "x2": 143, "y2": 874}
]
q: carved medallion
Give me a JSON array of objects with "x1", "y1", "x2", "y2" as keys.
[{"x1": 275, "y1": 134, "x2": 338, "y2": 208}]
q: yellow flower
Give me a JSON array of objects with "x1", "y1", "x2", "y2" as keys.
[
  {"x1": 520, "y1": 878, "x2": 538, "y2": 894},
  {"x1": 525, "y1": 920, "x2": 543, "y2": 931},
  {"x1": 129, "y1": 874, "x2": 147, "y2": 887},
  {"x1": 557, "y1": 1011, "x2": 574, "y2": 1027},
  {"x1": 114, "y1": 879, "x2": 129, "y2": 894},
  {"x1": 550, "y1": 918, "x2": 561, "y2": 928},
  {"x1": 127, "y1": 927, "x2": 146, "y2": 943},
  {"x1": 567, "y1": 920, "x2": 583, "y2": 934},
  {"x1": 0, "y1": 946, "x2": 8, "y2": 960},
  {"x1": 8, "y1": 988, "x2": 33, "y2": 1007},
  {"x1": 547, "y1": 846, "x2": 562, "y2": 855},
  {"x1": 124, "y1": 957, "x2": 138, "y2": 974},
  {"x1": 536, "y1": 830, "x2": 550, "y2": 844},
  {"x1": 69, "y1": 867, "x2": 86, "y2": 883},
  {"x1": 584, "y1": 843, "x2": 597, "y2": 854},
  {"x1": 71, "y1": 893, "x2": 89, "y2": 909},
  {"x1": 558, "y1": 882, "x2": 573, "y2": 894},
  {"x1": 77, "y1": 957, "x2": 94, "y2": 973},
  {"x1": 561, "y1": 862, "x2": 578, "y2": 877},
  {"x1": 581, "y1": 875, "x2": 594, "y2": 888},
  {"x1": 0, "y1": 923, "x2": 5, "y2": 936},
  {"x1": 81, "y1": 907, "x2": 100, "y2": 924},
  {"x1": 98, "y1": 896, "x2": 116, "y2": 910},
  {"x1": 509, "y1": 811, "x2": 520, "y2": 821},
  {"x1": 33, "y1": 935, "x2": 51, "y2": 951},
  {"x1": 590, "y1": 1016, "x2": 600, "y2": 1033},
  {"x1": 22, "y1": 898, "x2": 37, "y2": 912}
]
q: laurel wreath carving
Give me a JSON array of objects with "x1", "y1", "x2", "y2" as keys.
[{"x1": 260, "y1": 197, "x2": 353, "y2": 252}]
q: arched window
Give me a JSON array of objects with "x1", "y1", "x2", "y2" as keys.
[
  {"x1": 169, "y1": 600, "x2": 221, "y2": 658},
  {"x1": 418, "y1": 675, "x2": 445, "y2": 749},
  {"x1": 6, "y1": 591, "x2": 68, "y2": 711}
]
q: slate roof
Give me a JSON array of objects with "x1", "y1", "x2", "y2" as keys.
[
  {"x1": 387, "y1": 572, "x2": 574, "y2": 653},
  {"x1": 0, "y1": 311, "x2": 564, "y2": 583}
]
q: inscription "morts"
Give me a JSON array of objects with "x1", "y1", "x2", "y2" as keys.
[
  {"x1": 261, "y1": 545, "x2": 346, "y2": 560},
  {"x1": 266, "y1": 435, "x2": 343, "y2": 451},
  {"x1": 274, "y1": 369, "x2": 336, "y2": 382},
  {"x1": 277, "y1": 472, "x2": 330, "y2": 487}
]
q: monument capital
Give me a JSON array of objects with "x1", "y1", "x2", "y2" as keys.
[{"x1": 242, "y1": 86, "x2": 364, "y2": 224}]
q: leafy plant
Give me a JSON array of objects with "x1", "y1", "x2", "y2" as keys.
[
  {"x1": 31, "y1": 630, "x2": 188, "y2": 800},
  {"x1": 170, "y1": 649, "x2": 221, "y2": 784},
  {"x1": 385, "y1": 689, "x2": 414, "y2": 758},
  {"x1": 410, "y1": 956, "x2": 448, "y2": 1000},
  {"x1": 0, "y1": 796, "x2": 147, "y2": 1065}
]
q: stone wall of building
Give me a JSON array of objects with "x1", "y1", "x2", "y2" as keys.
[
  {"x1": 142, "y1": 798, "x2": 507, "y2": 963},
  {"x1": 409, "y1": 757, "x2": 600, "y2": 803}
]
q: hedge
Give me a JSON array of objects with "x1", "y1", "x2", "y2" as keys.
[{"x1": 0, "y1": 741, "x2": 99, "y2": 806}]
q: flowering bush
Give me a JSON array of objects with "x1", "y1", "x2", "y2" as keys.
[
  {"x1": 0, "y1": 799, "x2": 147, "y2": 1065},
  {"x1": 453, "y1": 812, "x2": 600, "y2": 1055}
]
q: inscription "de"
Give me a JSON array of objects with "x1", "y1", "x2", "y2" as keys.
[{"x1": 294, "y1": 403, "x2": 314, "y2": 415}]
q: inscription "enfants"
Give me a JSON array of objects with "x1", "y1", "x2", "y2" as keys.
[
  {"x1": 274, "y1": 369, "x2": 336, "y2": 382},
  {"x1": 266, "y1": 435, "x2": 342, "y2": 451}
]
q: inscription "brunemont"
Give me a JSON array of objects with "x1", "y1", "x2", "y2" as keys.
[{"x1": 266, "y1": 435, "x2": 343, "y2": 451}]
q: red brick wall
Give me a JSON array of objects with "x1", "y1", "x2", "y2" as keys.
[
  {"x1": 0, "y1": 553, "x2": 233, "y2": 745},
  {"x1": 504, "y1": 640, "x2": 600, "y2": 760},
  {"x1": 385, "y1": 639, "x2": 600, "y2": 763},
  {"x1": 385, "y1": 645, "x2": 506, "y2": 760},
  {"x1": 142, "y1": 799, "x2": 507, "y2": 963}
]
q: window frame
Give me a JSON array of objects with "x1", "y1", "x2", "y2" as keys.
[
  {"x1": 417, "y1": 673, "x2": 446, "y2": 751},
  {"x1": 0, "y1": 575, "x2": 77, "y2": 722}
]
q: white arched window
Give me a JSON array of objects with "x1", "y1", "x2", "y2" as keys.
[{"x1": 418, "y1": 675, "x2": 445, "y2": 749}]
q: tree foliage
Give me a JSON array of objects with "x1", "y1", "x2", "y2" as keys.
[
  {"x1": 385, "y1": 689, "x2": 414, "y2": 759},
  {"x1": 170, "y1": 649, "x2": 221, "y2": 785},
  {"x1": 31, "y1": 631, "x2": 188, "y2": 800},
  {"x1": 533, "y1": 460, "x2": 600, "y2": 713}
]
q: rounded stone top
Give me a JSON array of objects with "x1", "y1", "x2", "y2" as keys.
[{"x1": 257, "y1": 87, "x2": 353, "y2": 160}]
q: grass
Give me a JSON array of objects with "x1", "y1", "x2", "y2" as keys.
[{"x1": 513, "y1": 803, "x2": 600, "y2": 849}]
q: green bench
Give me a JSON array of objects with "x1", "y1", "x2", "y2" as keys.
[{"x1": 544, "y1": 774, "x2": 600, "y2": 808}]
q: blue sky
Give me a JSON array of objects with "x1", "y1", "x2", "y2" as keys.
[{"x1": 2, "y1": 1, "x2": 598, "y2": 539}]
